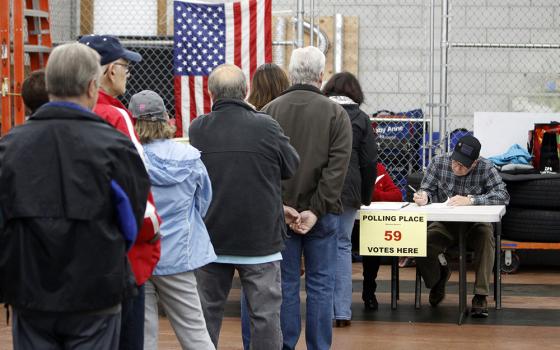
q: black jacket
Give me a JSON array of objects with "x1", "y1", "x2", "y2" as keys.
[
  {"x1": 190, "y1": 99, "x2": 299, "y2": 256},
  {"x1": 336, "y1": 101, "x2": 378, "y2": 208},
  {"x1": 0, "y1": 103, "x2": 150, "y2": 312}
]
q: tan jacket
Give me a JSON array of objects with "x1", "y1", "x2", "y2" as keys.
[{"x1": 262, "y1": 84, "x2": 352, "y2": 217}]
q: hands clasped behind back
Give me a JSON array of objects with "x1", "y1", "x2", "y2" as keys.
[{"x1": 288, "y1": 210, "x2": 318, "y2": 235}]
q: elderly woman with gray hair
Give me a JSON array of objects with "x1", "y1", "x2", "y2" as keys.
[{"x1": 130, "y1": 90, "x2": 216, "y2": 350}]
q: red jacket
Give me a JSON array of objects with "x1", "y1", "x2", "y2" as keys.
[
  {"x1": 372, "y1": 163, "x2": 403, "y2": 202},
  {"x1": 94, "y1": 89, "x2": 161, "y2": 286}
]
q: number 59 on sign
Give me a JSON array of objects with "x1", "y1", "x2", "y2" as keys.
[{"x1": 359, "y1": 210, "x2": 427, "y2": 257}]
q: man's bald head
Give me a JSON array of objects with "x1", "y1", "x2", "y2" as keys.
[{"x1": 208, "y1": 64, "x2": 247, "y2": 101}]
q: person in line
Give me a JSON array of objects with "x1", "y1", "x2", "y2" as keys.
[
  {"x1": 322, "y1": 72, "x2": 377, "y2": 328},
  {"x1": 360, "y1": 163, "x2": 403, "y2": 311},
  {"x1": 78, "y1": 34, "x2": 162, "y2": 350},
  {"x1": 21, "y1": 69, "x2": 49, "y2": 116},
  {"x1": 413, "y1": 135, "x2": 509, "y2": 318},
  {"x1": 129, "y1": 90, "x2": 216, "y2": 350},
  {"x1": 262, "y1": 46, "x2": 352, "y2": 350},
  {"x1": 241, "y1": 62, "x2": 292, "y2": 350},
  {"x1": 190, "y1": 64, "x2": 300, "y2": 349},
  {"x1": 246, "y1": 62, "x2": 290, "y2": 110},
  {"x1": 0, "y1": 42, "x2": 151, "y2": 349}
]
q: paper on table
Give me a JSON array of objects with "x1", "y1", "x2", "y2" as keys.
[
  {"x1": 364, "y1": 202, "x2": 410, "y2": 210},
  {"x1": 425, "y1": 198, "x2": 454, "y2": 209}
]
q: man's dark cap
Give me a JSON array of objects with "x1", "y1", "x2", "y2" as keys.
[
  {"x1": 451, "y1": 135, "x2": 481, "y2": 168},
  {"x1": 78, "y1": 35, "x2": 142, "y2": 66}
]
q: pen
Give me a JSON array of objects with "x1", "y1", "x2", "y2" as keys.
[{"x1": 408, "y1": 185, "x2": 417, "y2": 193}]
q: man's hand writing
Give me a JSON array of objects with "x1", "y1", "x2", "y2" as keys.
[{"x1": 413, "y1": 190, "x2": 428, "y2": 206}]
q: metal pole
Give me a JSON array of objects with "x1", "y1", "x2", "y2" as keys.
[
  {"x1": 296, "y1": 0, "x2": 304, "y2": 48},
  {"x1": 439, "y1": 0, "x2": 449, "y2": 150},
  {"x1": 71, "y1": 0, "x2": 79, "y2": 40},
  {"x1": 273, "y1": 17, "x2": 287, "y2": 67},
  {"x1": 310, "y1": 0, "x2": 314, "y2": 46},
  {"x1": 334, "y1": 13, "x2": 343, "y2": 73},
  {"x1": 427, "y1": 0, "x2": 435, "y2": 166},
  {"x1": 450, "y1": 42, "x2": 560, "y2": 49}
]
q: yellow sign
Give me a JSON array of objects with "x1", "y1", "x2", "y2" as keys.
[{"x1": 359, "y1": 210, "x2": 427, "y2": 257}]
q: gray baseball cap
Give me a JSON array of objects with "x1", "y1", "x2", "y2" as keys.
[{"x1": 129, "y1": 90, "x2": 167, "y2": 121}]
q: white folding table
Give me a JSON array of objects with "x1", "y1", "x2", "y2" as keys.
[{"x1": 360, "y1": 203, "x2": 507, "y2": 324}]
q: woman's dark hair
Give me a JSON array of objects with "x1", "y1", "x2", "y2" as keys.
[
  {"x1": 247, "y1": 63, "x2": 290, "y2": 110},
  {"x1": 322, "y1": 71, "x2": 364, "y2": 105}
]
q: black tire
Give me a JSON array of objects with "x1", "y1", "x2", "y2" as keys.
[
  {"x1": 500, "y1": 251, "x2": 520, "y2": 274},
  {"x1": 502, "y1": 177, "x2": 560, "y2": 209},
  {"x1": 502, "y1": 207, "x2": 560, "y2": 242}
]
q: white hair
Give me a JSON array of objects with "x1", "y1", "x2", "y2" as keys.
[{"x1": 288, "y1": 46, "x2": 325, "y2": 85}]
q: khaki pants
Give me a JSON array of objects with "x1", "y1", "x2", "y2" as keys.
[
  {"x1": 416, "y1": 221, "x2": 495, "y2": 295},
  {"x1": 144, "y1": 272, "x2": 215, "y2": 350}
]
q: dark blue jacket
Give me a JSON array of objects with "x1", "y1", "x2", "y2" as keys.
[{"x1": 0, "y1": 103, "x2": 150, "y2": 312}]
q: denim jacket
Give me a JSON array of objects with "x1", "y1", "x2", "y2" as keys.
[{"x1": 144, "y1": 139, "x2": 216, "y2": 275}]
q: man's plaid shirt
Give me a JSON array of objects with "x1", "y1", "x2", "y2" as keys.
[{"x1": 420, "y1": 154, "x2": 510, "y2": 205}]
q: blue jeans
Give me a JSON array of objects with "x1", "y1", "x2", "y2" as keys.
[
  {"x1": 333, "y1": 207, "x2": 356, "y2": 320},
  {"x1": 281, "y1": 213, "x2": 338, "y2": 350}
]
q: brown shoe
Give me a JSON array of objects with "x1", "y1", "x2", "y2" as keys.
[
  {"x1": 333, "y1": 320, "x2": 351, "y2": 328},
  {"x1": 429, "y1": 265, "x2": 451, "y2": 307}
]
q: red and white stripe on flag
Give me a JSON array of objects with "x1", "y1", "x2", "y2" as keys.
[{"x1": 173, "y1": 0, "x2": 272, "y2": 137}]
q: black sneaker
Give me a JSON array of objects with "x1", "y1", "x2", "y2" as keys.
[
  {"x1": 429, "y1": 265, "x2": 451, "y2": 307},
  {"x1": 471, "y1": 294, "x2": 489, "y2": 318},
  {"x1": 364, "y1": 295, "x2": 378, "y2": 311}
]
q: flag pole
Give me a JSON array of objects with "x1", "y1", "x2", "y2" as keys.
[{"x1": 296, "y1": 0, "x2": 304, "y2": 48}]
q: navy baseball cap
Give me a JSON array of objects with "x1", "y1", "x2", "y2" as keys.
[
  {"x1": 451, "y1": 135, "x2": 481, "y2": 168},
  {"x1": 78, "y1": 35, "x2": 142, "y2": 66}
]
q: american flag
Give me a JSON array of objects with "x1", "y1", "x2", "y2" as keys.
[{"x1": 173, "y1": 0, "x2": 272, "y2": 136}]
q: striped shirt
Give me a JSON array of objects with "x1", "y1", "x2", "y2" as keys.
[{"x1": 420, "y1": 154, "x2": 510, "y2": 205}]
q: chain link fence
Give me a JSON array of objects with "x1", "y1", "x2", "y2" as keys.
[{"x1": 46, "y1": 0, "x2": 560, "y2": 197}]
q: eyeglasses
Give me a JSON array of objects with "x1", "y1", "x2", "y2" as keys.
[{"x1": 113, "y1": 62, "x2": 130, "y2": 74}]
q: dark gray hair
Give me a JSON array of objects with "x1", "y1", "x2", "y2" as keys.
[
  {"x1": 46, "y1": 43, "x2": 101, "y2": 98},
  {"x1": 208, "y1": 64, "x2": 247, "y2": 100},
  {"x1": 288, "y1": 46, "x2": 325, "y2": 85}
]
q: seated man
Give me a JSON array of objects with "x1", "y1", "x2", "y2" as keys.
[{"x1": 413, "y1": 135, "x2": 509, "y2": 318}]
